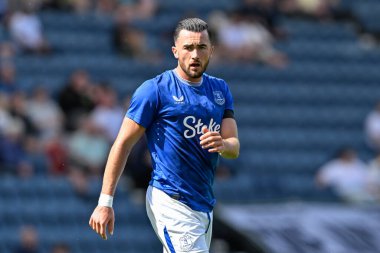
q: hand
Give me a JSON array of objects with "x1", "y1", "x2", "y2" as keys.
[
  {"x1": 89, "y1": 206, "x2": 115, "y2": 240},
  {"x1": 199, "y1": 128, "x2": 225, "y2": 154}
]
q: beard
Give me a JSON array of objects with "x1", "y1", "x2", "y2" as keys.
[{"x1": 179, "y1": 57, "x2": 210, "y2": 80}]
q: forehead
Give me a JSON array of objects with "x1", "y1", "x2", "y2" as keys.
[{"x1": 176, "y1": 29, "x2": 210, "y2": 45}]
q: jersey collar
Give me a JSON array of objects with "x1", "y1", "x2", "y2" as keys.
[{"x1": 172, "y1": 69, "x2": 203, "y2": 87}]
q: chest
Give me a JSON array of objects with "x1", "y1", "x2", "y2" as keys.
[{"x1": 159, "y1": 82, "x2": 225, "y2": 123}]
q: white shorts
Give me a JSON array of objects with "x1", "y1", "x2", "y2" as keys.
[{"x1": 146, "y1": 186, "x2": 213, "y2": 253}]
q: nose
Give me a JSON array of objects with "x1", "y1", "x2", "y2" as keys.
[{"x1": 191, "y1": 49, "x2": 200, "y2": 59}]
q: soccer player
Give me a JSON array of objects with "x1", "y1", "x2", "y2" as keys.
[{"x1": 89, "y1": 18, "x2": 240, "y2": 253}]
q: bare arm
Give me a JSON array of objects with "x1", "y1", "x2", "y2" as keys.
[
  {"x1": 219, "y1": 118, "x2": 240, "y2": 159},
  {"x1": 89, "y1": 117, "x2": 145, "y2": 240},
  {"x1": 200, "y1": 118, "x2": 240, "y2": 159},
  {"x1": 101, "y1": 117, "x2": 146, "y2": 196}
]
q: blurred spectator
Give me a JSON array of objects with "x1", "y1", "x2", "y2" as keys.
[
  {"x1": 42, "y1": 0, "x2": 115, "y2": 14},
  {"x1": 96, "y1": 0, "x2": 118, "y2": 15},
  {"x1": 0, "y1": 63, "x2": 17, "y2": 95},
  {"x1": 27, "y1": 86, "x2": 64, "y2": 139},
  {"x1": 237, "y1": 0, "x2": 286, "y2": 39},
  {"x1": 68, "y1": 115, "x2": 110, "y2": 177},
  {"x1": 23, "y1": 135, "x2": 49, "y2": 175},
  {"x1": 136, "y1": 0, "x2": 157, "y2": 20},
  {"x1": 7, "y1": 0, "x2": 42, "y2": 11},
  {"x1": 91, "y1": 83, "x2": 124, "y2": 141},
  {"x1": 280, "y1": 0, "x2": 340, "y2": 20},
  {"x1": 0, "y1": 115, "x2": 26, "y2": 175},
  {"x1": 14, "y1": 226, "x2": 40, "y2": 253},
  {"x1": 0, "y1": 92, "x2": 45, "y2": 177},
  {"x1": 0, "y1": 42, "x2": 16, "y2": 64},
  {"x1": 0, "y1": 93, "x2": 16, "y2": 133},
  {"x1": 113, "y1": 24, "x2": 149, "y2": 58},
  {"x1": 8, "y1": 5, "x2": 51, "y2": 55},
  {"x1": 44, "y1": 134, "x2": 68, "y2": 175},
  {"x1": 367, "y1": 153, "x2": 380, "y2": 201},
  {"x1": 315, "y1": 147, "x2": 374, "y2": 204},
  {"x1": 58, "y1": 69, "x2": 96, "y2": 131},
  {"x1": 70, "y1": 0, "x2": 92, "y2": 14},
  {"x1": 113, "y1": 7, "x2": 161, "y2": 62},
  {"x1": 9, "y1": 91, "x2": 39, "y2": 136},
  {"x1": 0, "y1": 93, "x2": 10, "y2": 131},
  {"x1": 365, "y1": 102, "x2": 380, "y2": 152},
  {"x1": 51, "y1": 243, "x2": 70, "y2": 253},
  {"x1": 0, "y1": 92, "x2": 37, "y2": 176},
  {"x1": 115, "y1": 0, "x2": 157, "y2": 22},
  {"x1": 209, "y1": 11, "x2": 288, "y2": 68}
]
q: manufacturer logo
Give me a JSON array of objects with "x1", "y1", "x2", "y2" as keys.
[
  {"x1": 173, "y1": 95, "x2": 184, "y2": 104},
  {"x1": 213, "y1": 91, "x2": 225, "y2": 105},
  {"x1": 179, "y1": 233, "x2": 194, "y2": 252}
]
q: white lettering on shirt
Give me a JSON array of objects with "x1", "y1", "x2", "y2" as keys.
[{"x1": 183, "y1": 116, "x2": 221, "y2": 138}]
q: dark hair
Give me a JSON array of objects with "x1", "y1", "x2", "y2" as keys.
[{"x1": 173, "y1": 18, "x2": 210, "y2": 43}]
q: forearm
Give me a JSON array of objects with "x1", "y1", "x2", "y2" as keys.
[
  {"x1": 101, "y1": 141, "x2": 131, "y2": 196},
  {"x1": 221, "y1": 137, "x2": 240, "y2": 159}
]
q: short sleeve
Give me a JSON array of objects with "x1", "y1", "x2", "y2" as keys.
[{"x1": 126, "y1": 80, "x2": 159, "y2": 128}]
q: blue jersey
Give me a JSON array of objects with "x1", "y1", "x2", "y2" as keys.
[{"x1": 126, "y1": 70, "x2": 234, "y2": 212}]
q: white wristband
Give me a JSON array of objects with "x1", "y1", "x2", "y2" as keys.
[{"x1": 98, "y1": 193, "x2": 114, "y2": 208}]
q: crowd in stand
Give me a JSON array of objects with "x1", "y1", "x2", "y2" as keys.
[
  {"x1": 0, "y1": 0, "x2": 380, "y2": 201},
  {"x1": 1, "y1": 0, "x2": 298, "y2": 189},
  {"x1": 314, "y1": 104, "x2": 380, "y2": 204},
  {"x1": 0, "y1": 0, "x2": 354, "y2": 66},
  {"x1": 13, "y1": 225, "x2": 71, "y2": 253},
  {"x1": 1, "y1": 0, "x2": 380, "y2": 252}
]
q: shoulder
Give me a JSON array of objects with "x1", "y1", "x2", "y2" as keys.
[
  {"x1": 136, "y1": 71, "x2": 169, "y2": 91},
  {"x1": 204, "y1": 73, "x2": 231, "y2": 91},
  {"x1": 203, "y1": 73, "x2": 228, "y2": 86},
  {"x1": 139, "y1": 70, "x2": 174, "y2": 90},
  {"x1": 204, "y1": 73, "x2": 233, "y2": 99}
]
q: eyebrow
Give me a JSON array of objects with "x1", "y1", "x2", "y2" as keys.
[{"x1": 183, "y1": 43, "x2": 208, "y2": 47}]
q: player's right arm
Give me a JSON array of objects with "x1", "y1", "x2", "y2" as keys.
[{"x1": 89, "y1": 117, "x2": 146, "y2": 240}]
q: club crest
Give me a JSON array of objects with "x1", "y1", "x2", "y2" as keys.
[
  {"x1": 179, "y1": 233, "x2": 194, "y2": 251},
  {"x1": 213, "y1": 91, "x2": 225, "y2": 105}
]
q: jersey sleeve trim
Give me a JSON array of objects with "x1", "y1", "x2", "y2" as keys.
[{"x1": 223, "y1": 109, "x2": 235, "y2": 119}]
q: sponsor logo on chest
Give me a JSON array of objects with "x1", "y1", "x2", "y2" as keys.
[{"x1": 183, "y1": 116, "x2": 220, "y2": 138}]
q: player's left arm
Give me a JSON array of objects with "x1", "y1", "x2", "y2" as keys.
[{"x1": 200, "y1": 118, "x2": 240, "y2": 159}]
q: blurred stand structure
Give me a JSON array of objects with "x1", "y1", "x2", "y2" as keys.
[{"x1": 1, "y1": 0, "x2": 380, "y2": 252}]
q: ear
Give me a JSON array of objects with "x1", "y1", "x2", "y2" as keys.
[
  {"x1": 172, "y1": 46, "x2": 178, "y2": 59},
  {"x1": 210, "y1": 45, "x2": 215, "y2": 58}
]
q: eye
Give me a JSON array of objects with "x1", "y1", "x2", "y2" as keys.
[{"x1": 184, "y1": 45, "x2": 193, "y2": 51}]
